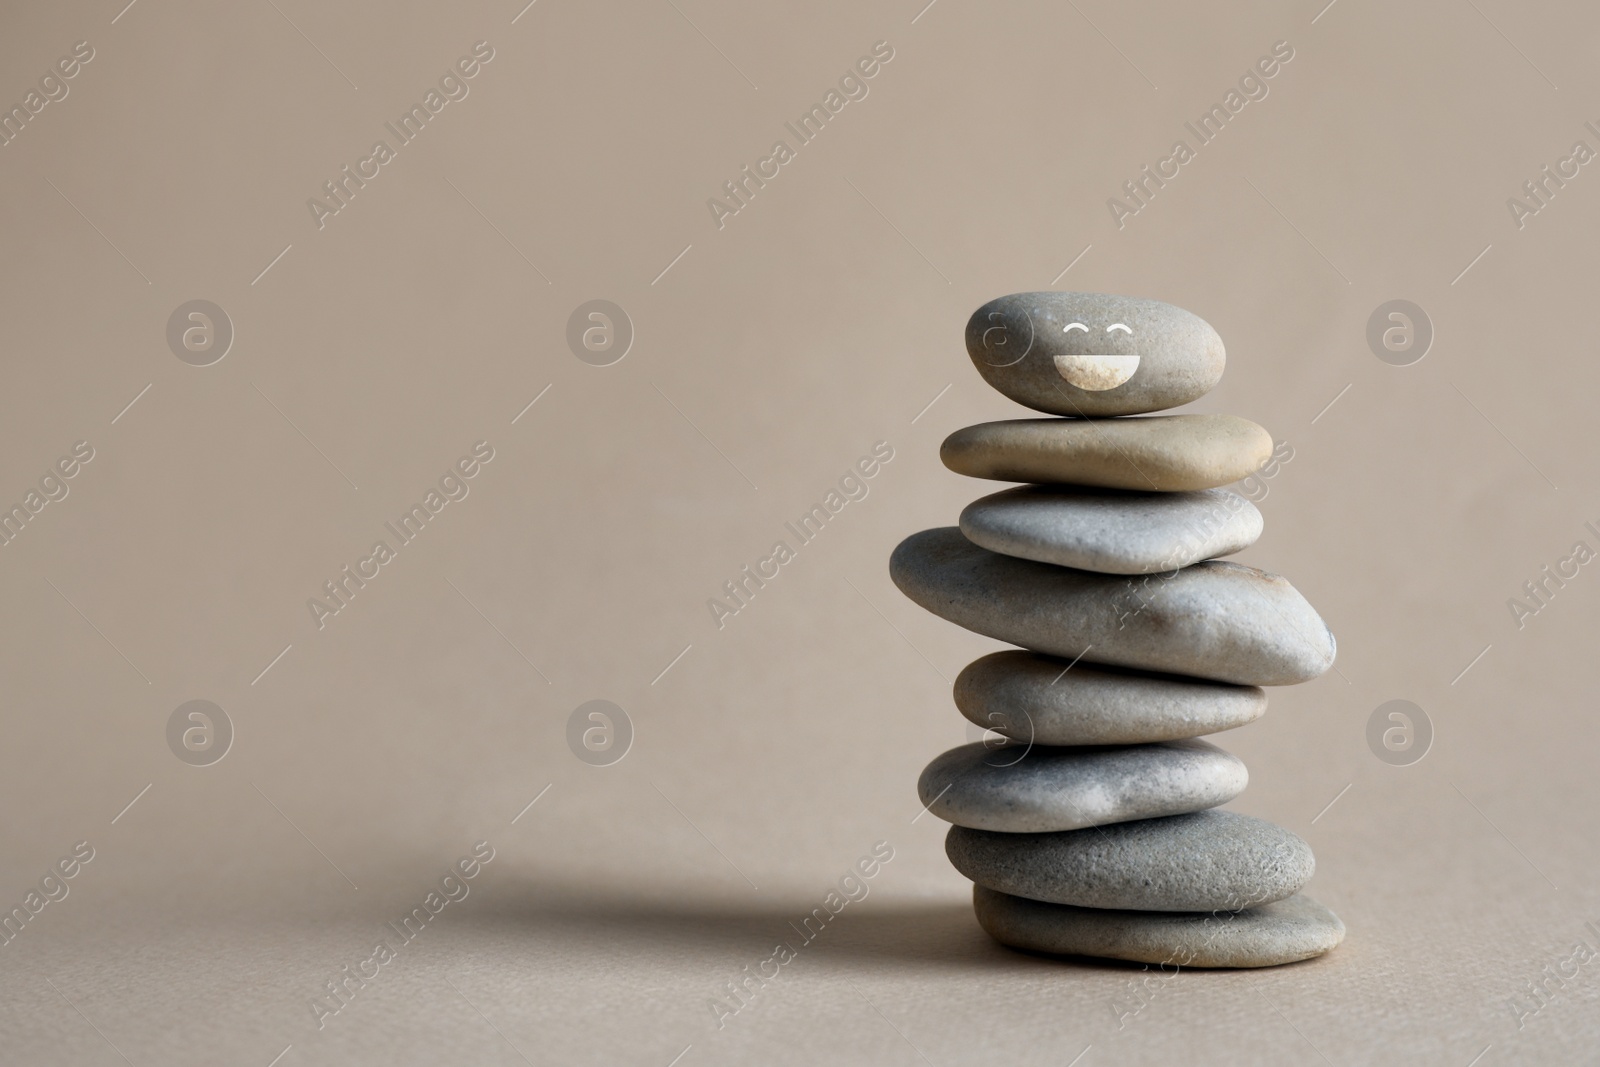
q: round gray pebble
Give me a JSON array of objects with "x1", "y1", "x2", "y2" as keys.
[
  {"x1": 917, "y1": 738, "x2": 1247, "y2": 833},
  {"x1": 946, "y1": 809, "x2": 1315, "y2": 912},
  {"x1": 973, "y1": 886, "x2": 1345, "y2": 968},
  {"x1": 956, "y1": 651, "x2": 1266, "y2": 745},
  {"x1": 958, "y1": 485, "x2": 1262, "y2": 575},
  {"x1": 965, "y1": 292, "x2": 1225, "y2": 417}
]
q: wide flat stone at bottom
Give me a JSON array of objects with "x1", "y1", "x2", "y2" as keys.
[{"x1": 973, "y1": 886, "x2": 1344, "y2": 968}]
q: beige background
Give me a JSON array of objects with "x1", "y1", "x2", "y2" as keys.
[{"x1": 2, "y1": 0, "x2": 1598, "y2": 1063}]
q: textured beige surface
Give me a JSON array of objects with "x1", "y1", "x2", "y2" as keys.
[{"x1": 3, "y1": 0, "x2": 1600, "y2": 1064}]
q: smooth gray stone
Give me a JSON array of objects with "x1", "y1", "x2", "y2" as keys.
[
  {"x1": 973, "y1": 887, "x2": 1345, "y2": 968},
  {"x1": 917, "y1": 738, "x2": 1246, "y2": 833},
  {"x1": 890, "y1": 528, "x2": 1336, "y2": 687},
  {"x1": 959, "y1": 485, "x2": 1262, "y2": 574},
  {"x1": 946, "y1": 810, "x2": 1314, "y2": 912},
  {"x1": 956, "y1": 651, "x2": 1266, "y2": 745},
  {"x1": 965, "y1": 292, "x2": 1225, "y2": 417}
]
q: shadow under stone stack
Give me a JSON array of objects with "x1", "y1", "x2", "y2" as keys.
[{"x1": 892, "y1": 292, "x2": 1344, "y2": 968}]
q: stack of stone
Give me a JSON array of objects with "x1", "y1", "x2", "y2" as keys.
[{"x1": 891, "y1": 292, "x2": 1343, "y2": 968}]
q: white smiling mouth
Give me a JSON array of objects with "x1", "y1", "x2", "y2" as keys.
[{"x1": 1053, "y1": 354, "x2": 1140, "y2": 391}]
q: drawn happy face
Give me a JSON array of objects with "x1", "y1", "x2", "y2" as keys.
[
  {"x1": 1053, "y1": 319, "x2": 1140, "y2": 391},
  {"x1": 964, "y1": 292, "x2": 1225, "y2": 418}
]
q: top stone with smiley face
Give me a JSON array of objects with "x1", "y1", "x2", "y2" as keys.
[{"x1": 964, "y1": 292, "x2": 1225, "y2": 417}]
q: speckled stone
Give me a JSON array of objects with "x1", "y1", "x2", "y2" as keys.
[
  {"x1": 889, "y1": 527, "x2": 1336, "y2": 687},
  {"x1": 973, "y1": 886, "x2": 1345, "y2": 968},
  {"x1": 942, "y1": 415, "x2": 1274, "y2": 492},
  {"x1": 964, "y1": 292, "x2": 1225, "y2": 417},
  {"x1": 917, "y1": 738, "x2": 1246, "y2": 833},
  {"x1": 946, "y1": 810, "x2": 1315, "y2": 912},
  {"x1": 955, "y1": 651, "x2": 1266, "y2": 745},
  {"x1": 959, "y1": 485, "x2": 1262, "y2": 574}
]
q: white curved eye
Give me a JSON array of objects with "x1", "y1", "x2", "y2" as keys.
[
  {"x1": 1106, "y1": 323, "x2": 1133, "y2": 334},
  {"x1": 1063, "y1": 322, "x2": 1088, "y2": 333}
]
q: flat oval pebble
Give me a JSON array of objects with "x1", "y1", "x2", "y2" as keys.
[
  {"x1": 890, "y1": 527, "x2": 1336, "y2": 686},
  {"x1": 965, "y1": 292, "x2": 1225, "y2": 417},
  {"x1": 973, "y1": 886, "x2": 1345, "y2": 968},
  {"x1": 917, "y1": 738, "x2": 1246, "y2": 833},
  {"x1": 946, "y1": 810, "x2": 1315, "y2": 912},
  {"x1": 959, "y1": 485, "x2": 1262, "y2": 574},
  {"x1": 941, "y1": 415, "x2": 1272, "y2": 492},
  {"x1": 956, "y1": 651, "x2": 1266, "y2": 745}
]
